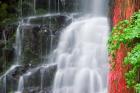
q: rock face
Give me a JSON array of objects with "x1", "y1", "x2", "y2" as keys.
[
  {"x1": 0, "y1": 25, "x2": 17, "y2": 74},
  {"x1": 21, "y1": 14, "x2": 72, "y2": 65},
  {"x1": 23, "y1": 64, "x2": 57, "y2": 93},
  {"x1": 109, "y1": 0, "x2": 140, "y2": 93},
  {"x1": 0, "y1": 10, "x2": 74, "y2": 93},
  {"x1": 0, "y1": 65, "x2": 29, "y2": 93},
  {"x1": 0, "y1": 0, "x2": 80, "y2": 74},
  {"x1": 0, "y1": 0, "x2": 79, "y2": 91},
  {"x1": 22, "y1": 0, "x2": 81, "y2": 17},
  {"x1": 0, "y1": 14, "x2": 73, "y2": 70},
  {"x1": 0, "y1": 0, "x2": 112, "y2": 93},
  {"x1": 0, "y1": 64, "x2": 57, "y2": 93}
]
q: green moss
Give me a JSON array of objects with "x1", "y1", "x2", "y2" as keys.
[{"x1": 22, "y1": 48, "x2": 40, "y2": 65}]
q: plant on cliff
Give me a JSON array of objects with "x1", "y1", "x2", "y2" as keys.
[
  {"x1": 108, "y1": 11, "x2": 140, "y2": 57},
  {"x1": 0, "y1": 0, "x2": 19, "y2": 74},
  {"x1": 0, "y1": 1, "x2": 19, "y2": 26},
  {"x1": 108, "y1": 10, "x2": 140, "y2": 92},
  {"x1": 124, "y1": 44, "x2": 140, "y2": 92}
]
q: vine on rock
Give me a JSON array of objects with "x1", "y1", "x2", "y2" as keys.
[
  {"x1": 124, "y1": 44, "x2": 140, "y2": 92},
  {"x1": 108, "y1": 10, "x2": 140, "y2": 92}
]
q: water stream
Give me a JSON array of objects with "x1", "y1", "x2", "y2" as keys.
[
  {"x1": 15, "y1": 23, "x2": 23, "y2": 65},
  {"x1": 0, "y1": 23, "x2": 23, "y2": 93},
  {"x1": 52, "y1": 17, "x2": 109, "y2": 93},
  {"x1": 0, "y1": 0, "x2": 109, "y2": 93},
  {"x1": 52, "y1": 0, "x2": 109, "y2": 93}
]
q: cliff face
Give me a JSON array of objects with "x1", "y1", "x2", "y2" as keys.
[
  {"x1": 109, "y1": 0, "x2": 140, "y2": 93},
  {"x1": 112, "y1": 0, "x2": 140, "y2": 25}
]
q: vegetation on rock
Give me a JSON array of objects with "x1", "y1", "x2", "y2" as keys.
[
  {"x1": 108, "y1": 10, "x2": 140, "y2": 92},
  {"x1": 0, "y1": 0, "x2": 19, "y2": 74}
]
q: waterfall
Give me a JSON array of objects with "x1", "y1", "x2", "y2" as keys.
[
  {"x1": 0, "y1": 0, "x2": 110, "y2": 93},
  {"x1": 16, "y1": 76, "x2": 24, "y2": 93},
  {"x1": 58, "y1": 0, "x2": 60, "y2": 12},
  {"x1": 15, "y1": 24, "x2": 23, "y2": 64},
  {"x1": 52, "y1": 0, "x2": 109, "y2": 93},
  {"x1": 52, "y1": 18, "x2": 109, "y2": 93},
  {"x1": 0, "y1": 24, "x2": 23, "y2": 93},
  {"x1": 15, "y1": 71, "x2": 32, "y2": 93},
  {"x1": 33, "y1": 0, "x2": 36, "y2": 14},
  {"x1": 2, "y1": 31, "x2": 7, "y2": 48}
]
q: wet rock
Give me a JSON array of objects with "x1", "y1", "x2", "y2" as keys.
[
  {"x1": 21, "y1": 14, "x2": 72, "y2": 65},
  {"x1": 22, "y1": 0, "x2": 81, "y2": 17},
  {"x1": 24, "y1": 87, "x2": 52, "y2": 93},
  {"x1": 0, "y1": 64, "x2": 56, "y2": 93},
  {"x1": 0, "y1": 64, "x2": 35, "y2": 93},
  {"x1": 0, "y1": 65, "x2": 22, "y2": 93},
  {"x1": 23, "y1": 64, "x2": 57, "y2": 93},
  {"x1": 0, "y1": 40, "x2": 5, "y2": 57},
  {"x1": 2, "y1": 48, "x2": 14, "y2": 62},
  {"x1": 0, "y1": 40, "x2": 5, "y2": 48}
]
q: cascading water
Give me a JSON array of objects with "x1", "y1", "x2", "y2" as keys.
[
  {"x1": 0, "y1": 22, "x2": 23, "y2": 93},
  {"x1": 15, "y1": 71, "x2": 32, "y2": 93},
  {"x1": 0, "y1": 0, "x2": 110, "y2": 93},
  {"x1": 52, "y1": 0, "x2": 109, "y2": 93},
  {"x1": 15, "y1": 23, "x2": 23, "y2": 64},
  {"x1": 0, "y1": 21, "x2": 23, "y2": 93},
  {"x1": 33, "y1": 0, "x2": 36, "y2": 14},
  {"x1": 52, "y1": 17, "x2": 109, "y2": 93},
  {"x1": 16, "y1": 76, "x2": 24, "y2": 93}
]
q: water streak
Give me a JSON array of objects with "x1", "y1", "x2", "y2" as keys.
[
  {"x1": 1, "y1": 0, "x2": 109, "y2": 93},
  {"x1": 16, "y1": 76, "x2": 24, "y2": 93},
  {"x1": 52, "y1": 17, "x2": 109, "y2": 93},
  {"x1": 34, "y1": 0, "x2": 36, "y2": 14},
  {"x1": 15, "y1": 24, "x2": 23, "y2": 64},
  {"x1": 52, "y1": 0, "x2": 109, "y2": 93}
]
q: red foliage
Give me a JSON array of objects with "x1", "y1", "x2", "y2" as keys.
[
  {"x1": 109, "y1": 0, "x2": 136, "y2": 93},
  {"x1": 125, "y1": 7, "x2": 133, "y2": 19},
  {"x1": 113, "y1": 6, "x2": 121, "y2": 26},
  {"x1": 109, "y1": 44, "x2": 132, "y2": 93},
  {"x1": 112, "y1": 0, "x2": 134, "y2": 25}
]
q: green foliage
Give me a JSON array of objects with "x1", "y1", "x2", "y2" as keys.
[
  {"x1": 108, "y1": 20, "x2": 129, "y2": 56},
  {"x1": 124, "y1": 44, "x2": 140, "y2": 87},
  {"x1": 0, "y1": 3, "x2": 8, "y2": 22},
  {"x1": 135, "y1": 84, "x2": 140, "y2": 93},
  {"x1": 0, "y1": 1, "x2": 19, "y2": 75},
  {"x1": 108, "y1": 11, "x2": 140, "y2": 57},
  {"x1": 0, "y1": 2, "x2": 18, "y2": 26},
  {"x1": 108, "y1": 10, "x2": 140, "y2": 92},
  {"x1": 124, "y1": 44, "x2": 140, "y2": 92}
]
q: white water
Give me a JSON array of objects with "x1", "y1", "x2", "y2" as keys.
[
  {"x1": 0, "y1": 21, "x2": 23, "y2": 93},
  {"x1": 2, "y1": 31, "x2": 7, "y2": 48},
  {"x1": 40, "y1": 63, "x2": 57, "y2": 91},
  {"x1": 15, "y1": 71, "x2": 32, "y2": 93},
  {"x1": 0, "y1": 65, "x2": 20, "y2": 93},
  {"x1": 0, "y1": 26, "x2": 22, "y2": 91},
  {"x1": 52, "y1": 0, "x2": 109, "y2": 93},
  {"x1": 14, "y1": 63, "x2": 56, "y2": 93},
  {"x1": 52, "y1": 17, "x2": 109, "y2": 93},
  {"x1": 0, "y1": 23, "x2": 23, "y2": 93},
  {"x1": 15, "y1": 24, "x2": 22, "y2": 64},
  {"x1": 16, "y1": 76, "x2": 24, "y2": 93},
  {"x1": 58, "y1": 0, "x2": 60, "y2": 12},
  {"x1": 0, "y1": 0, "x2": 109, "y2": 92},
  {"x1": 33, "y1": 0, "x2": 36, "y2": 14}
]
